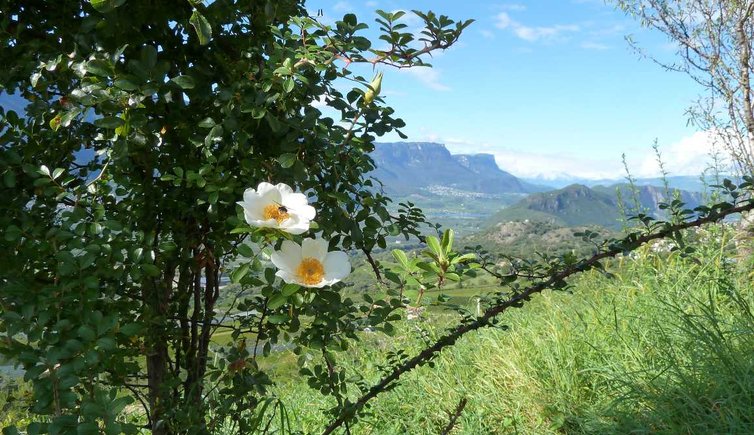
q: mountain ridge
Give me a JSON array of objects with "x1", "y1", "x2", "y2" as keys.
[
  {"x1": 370, "y1": 142, "x2": 547, "y2": 195},
  {"x1": 487, "y1": 183, "x2": 704, "y2": 230}
]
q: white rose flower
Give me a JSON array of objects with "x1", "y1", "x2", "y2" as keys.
[
  {"x1": 237, "y1": 182, "x2": 316, "y2": 235},
  {"x1": 270, "y1": 238, "x2": 350, "y2": 288}
]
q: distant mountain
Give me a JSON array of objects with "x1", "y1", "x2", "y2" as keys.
[
  {"x1": 523, "y1": 174, "x2": 730, "y2": 193},
  {"x1": 487, "y1": 183, "x2": 704, "y2": 230},
  {"x1": 370, "y1": 142, "x2": 548, "y2": 195}
]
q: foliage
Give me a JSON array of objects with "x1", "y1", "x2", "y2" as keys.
[
  {"x1": 321, "y1": 177, "x2": 754, "y2": 433},
  {"x1": 0, "y1": 1, "x2": 472, "y2": 432},
  {"x1": 273, "y1": 222, "x2": 754, "y2": 434}
]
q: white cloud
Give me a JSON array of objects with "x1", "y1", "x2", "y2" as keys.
[
  {"x1": 500, "y1": 3, "x2": 526, "y2": 11},
  {"x1": 496, "y1": 12, "x2": 514, "y2": 29},
  {"x1": 634, "y1": 131, "x2": 729, "y2": 178},
  {"x1": 495, "y1": 12, "x2": 580, "y2": 42},
  {"x1": 492, "y1": 149, "x2": 622, "y2": 179},
  {"x1": 400, "y1": 67, "x2": 451, "y2": 91},
  {"x1": 581, "y1": 41, "x2": 610, "y2": 50},
  {"x1": 410, "y1": 131, "x2": 727, "y2": 180},
  {"x1": 366, "y1": 0, "x2": 378, "y2": 7}
]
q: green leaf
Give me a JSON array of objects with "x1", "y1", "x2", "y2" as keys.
[
  {"x1": 278, "y1": 153, "x2": 297, "y2": 168},
  {"x1": 231, "y1": 263, "x2": 250, "y2": 283},
  {"x1": 3, "y1": 171, "x2": 16, "y2": 188},
  {"x1": 267, "y1": 293, "x2": 287, "y2": 310},
  {"x1": 114, "y1": 77, "x2": 139, "y2": 91},
  {"x1": 283, "y1": 78, "x2": 295, "y2": 93},
  {"x1": 451, "y1": 253, "x2": 476, "y2": 264},
  {"x1": 85, "y1": 59, "x2": 111, "y2": 77},
  {"x1": 392, "y1": 249, "x2": 409, "y2": 269},
  {"x1": 190, "y1": 10, "x2": 212, "y2": 45},
  {"x1": 77, "y1": 325, "x2": 96, "y2": 342},
  {"x1": 426, "y1": 236, "x2": 442, "y2": 258},
  {"x1": 171, "y1": 75, "x2": 196, "y2": 89},
  {"x1": 236, "y1": 244, "x2": 254, "y2": 258},
  {"x1": 89, "y1": 0, "x2": 126, "y2": 13},
  {"x1": 95, "y1": 117, "x2": 125, "y2": 129},
  {"x1": 198, "y1": 117, "x2": 216, "y2": 129},
  {"x1": 49, "y1": 114, "x2": 62, "y2": 131},
  {"x1": 267, "y1": 314, "x2": 289, "y2": 324},
  {"x1": 142, "y1": 263, "x2": 161, "y2": 277},
  {"x1": 281, "y1": 283, "x2": 300, "y2": 297},
  {"x1": 441, "y1": 229, "x2": 454, "y2": 253},
  {"x1": 118, "y1": 323, "x2": 142, "y2": 336}
]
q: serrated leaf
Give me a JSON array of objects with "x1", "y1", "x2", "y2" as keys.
[{"x1": 190, "y1": 10, "x2": 212, "y2": 45}]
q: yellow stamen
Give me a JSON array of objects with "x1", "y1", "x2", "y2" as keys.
[
  {"x1": 263, "y1": 204, "x2": 290, "y2": 224},
  {"x1": 296, "y1": 257, "x2": 325, "y2": 286}
]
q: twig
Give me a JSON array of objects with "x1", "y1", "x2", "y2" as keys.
[{"x1": 440, "y1": 398, "x2": 467, "y2": 435}]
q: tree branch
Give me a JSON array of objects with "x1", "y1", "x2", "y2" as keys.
[{"x1": 322, "y1": 198, "x2": 754, "y2": 434}]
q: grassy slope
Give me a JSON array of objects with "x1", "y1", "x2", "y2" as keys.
[{"x1": 270, "y1": 227, "x2": 754, "y2": 434}]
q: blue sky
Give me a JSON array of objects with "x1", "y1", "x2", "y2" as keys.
[{"x1": 308, "y1": 0, "x2": 719, "y2": 180}]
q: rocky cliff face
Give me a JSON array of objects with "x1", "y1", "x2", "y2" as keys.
[{"x1": 370, "y1": 142, "x2": 540, "y2": 195}]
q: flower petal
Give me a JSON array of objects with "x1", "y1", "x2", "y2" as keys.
[
  {"x1": 323, "y1": 251, "x2": 351, "y2": 281},
  {"x1": 275, "y1": 182, "x2": 294, "y2": 195},
  {"x1": 275, "y1": 269, "x2": 299, "y2": 286},
  {"x1": 242, "y1": 187, "x2": 262, "y2": 204},
  {"x1": 279, "y1": 215, "x2": 313, "y2": 235},
  {"x1": 281, "y1": 192, "x2": 316, "y2": 221},
  {"x1": 271, "y1": 240, "x2": 302, "y2": 273},
  {"x1": 255, "y1": 182, "x2": 277, "y2": 196},
  {"x1": 260, "y1": 188, "x2": 282, "y2": 207},
  {"x1": 301, "y1": 238, "x2": 328, "y2": 261}
]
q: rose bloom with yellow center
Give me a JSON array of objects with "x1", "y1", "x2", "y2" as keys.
[
  {"x1": 270, "y1": 238, "x2": 351, "y2": 288},
  {"x1": 237, "y1": 182, "x2": 316, "y2": 235}
]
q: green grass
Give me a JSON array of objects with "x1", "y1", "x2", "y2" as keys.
[{"x1": 265, "y1": 228, "x2": 754, "y2": 434}]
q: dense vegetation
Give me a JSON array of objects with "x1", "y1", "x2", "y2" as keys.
[
  {"x1": 4, "y1": 215, "x2": 754, "y2": 434},
  {"x1": 4, "y1": 0, "x2": 754, "y2": 434}
]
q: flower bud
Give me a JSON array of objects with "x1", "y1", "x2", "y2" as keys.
[{"x1": 363, "y1": 71, "x2": 383, "y2": 105}]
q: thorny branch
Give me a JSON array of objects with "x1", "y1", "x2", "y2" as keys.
[{"x1": 322, "y1": 196, "x2": 754, "y2": 435}]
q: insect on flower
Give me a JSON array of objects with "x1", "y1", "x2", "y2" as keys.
[{"x1": 237, "y1": 182, "x2": 316, "y2": 235}]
